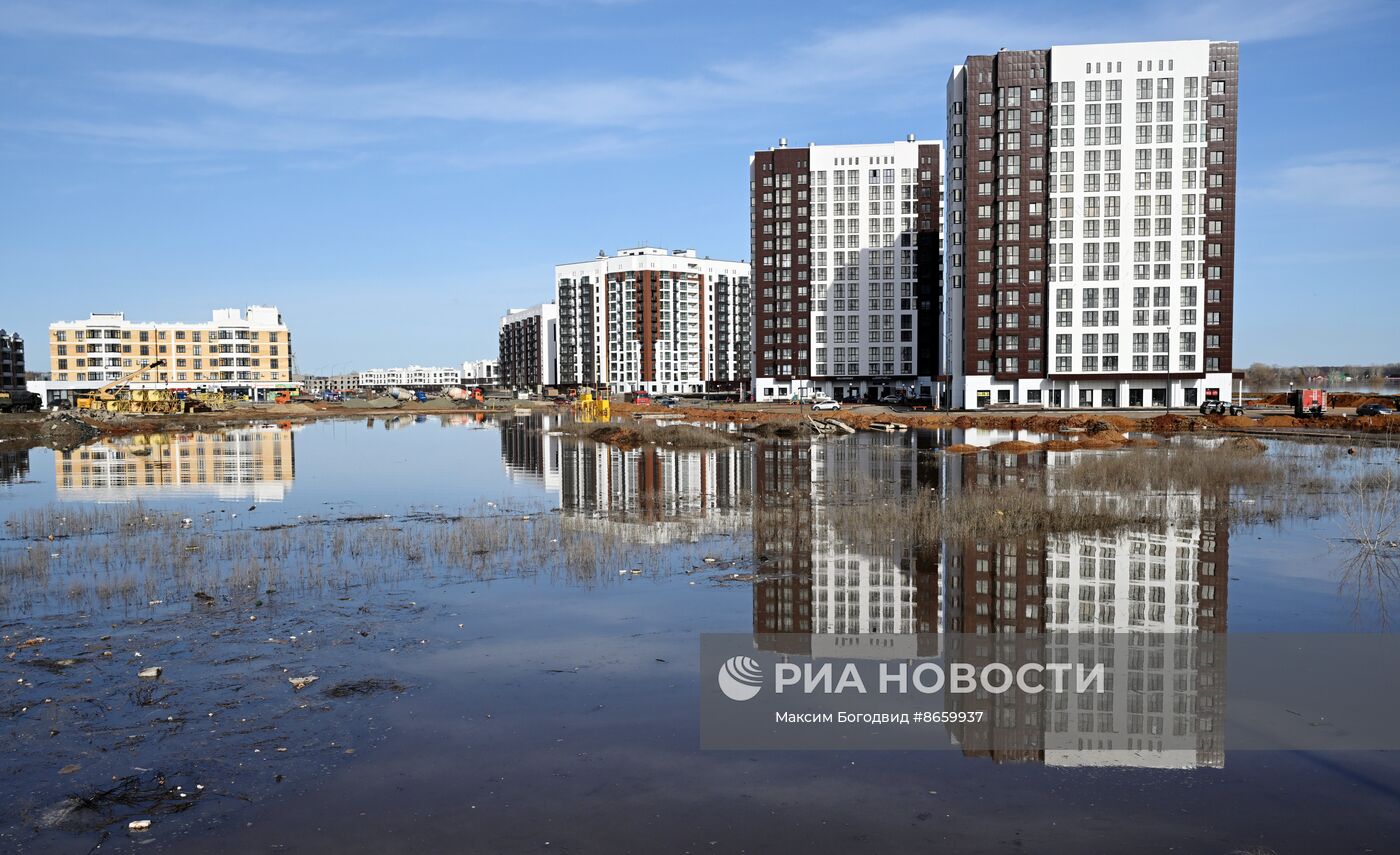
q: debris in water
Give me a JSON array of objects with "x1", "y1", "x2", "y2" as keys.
[
  {"x1": 129, "y1": 819, "x2": 151, "y2": 831},
  {"x1": 138, "y1": 666, "x2": 162, "y2": 679},
  {"x1": 288, "y1": 675, "x2": 318, "y2": 690},
  {"x1": 17, "y1": 637, "x2": 47, "y2": 649}
]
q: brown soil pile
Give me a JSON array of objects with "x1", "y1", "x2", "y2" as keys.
[
  {"x1": 586, "y1": 425, "x2": 644, "y2": 449},
  {"x1": 1219, "y1": 415, "x2": 1256, "y2": 428},
  {"x1": 941, "y1": 443, "x2": 982, "y2": 454},
  {"x1": 1223, "y1": 435, "x2": 1267, "y2": 454},
  {"x1": 1041, "y1": 439, "x2": 1080, "y2": 452},
  {"x1": 1259, "y1": 415, "x2": 1302, "y2": 428},
  {"x1": 989, "y1": 440, "x2": 1042, "y2": 455},
  {"x1": 1125, "y1": 438, "x2": 1161, "y2": 448},
  {"x1": 1139, "y1": 413, "x2": 1204, "y2": 434},
  {"x1": 1078, "y1": 432, "x2": 1129, "y2": 448}
]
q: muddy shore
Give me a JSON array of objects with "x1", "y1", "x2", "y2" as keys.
[{"x1": 2, "y1": 396, "x2": 1397, "y2": 457}]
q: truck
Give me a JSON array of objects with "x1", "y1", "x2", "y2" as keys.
[
  {"x1": 386, "y1": 387, "x2": 429, "y2": 403},
  {"x1": 0, "y1": 390, "x2": 42, "y2": 413},
  {"x1": 1288, "y1": 389, "x2": 1328, "y2": 418}
]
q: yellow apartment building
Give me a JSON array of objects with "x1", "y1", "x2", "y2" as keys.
[{"x1": 38, "y1": 305, "x2": 295, "y2": 404}]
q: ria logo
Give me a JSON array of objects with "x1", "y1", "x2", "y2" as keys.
[{"x1": 717, "y1": 655, "x2": 763, "y2": 701}]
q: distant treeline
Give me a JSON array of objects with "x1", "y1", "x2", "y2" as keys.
[{"x1": 1244, "y1": 363, "x2": 1400, "y2": 391}]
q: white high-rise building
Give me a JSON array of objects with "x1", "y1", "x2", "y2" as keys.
[
  {"x1": 946, "y1": 40, "x2": 1239, "y2": 409},
  {"x1": 554, "y1": 247, "x2": 751, "y2": 396}
]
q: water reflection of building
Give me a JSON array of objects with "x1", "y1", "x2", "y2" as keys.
[
  {"x1": 54, "y1": 426, "x2": 295, "y2": 502},
  {"x1": 747, "y1": 433, "x2": 1230, "y2": 767},
  {"x1": 498, "y1": 414, "x2": 750, "y2": 542},
  {"x1": 1, "y1": 448, "x2": 30, "y2": 485},
  {"x1": 944, "y1": 446, "x2": 1230, "y2": 768},
  {"x1": 755, "y1": 434, "x2": 942, "y2": 659}
]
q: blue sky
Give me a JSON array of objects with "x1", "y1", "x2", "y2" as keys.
[{"x1": 2, "y1": 0, "x2": 1397, "y2": 374}]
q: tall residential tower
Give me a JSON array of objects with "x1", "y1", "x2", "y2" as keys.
[
  {"x1": 749, "y1": 138, "x2": 944, "y2": 403},
  {"x1": 946, "y1": 40, "x2": 1238, "y2": 409}
]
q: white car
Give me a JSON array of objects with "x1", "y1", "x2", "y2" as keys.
[{"x1": 811, "y1": 400, "x2": 842, "y2": 412}]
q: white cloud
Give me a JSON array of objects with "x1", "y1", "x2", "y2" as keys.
[
  {"x1": 1259, "y1": 149, "x2": 1400, "y2": 209},
  {"x1": 8, "y1": 0, "x2": 1393, "y2": 165}
]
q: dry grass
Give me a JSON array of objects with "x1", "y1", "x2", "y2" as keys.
[{"x1": 0, "y1": 500, "x2": 739, "y2": 612}]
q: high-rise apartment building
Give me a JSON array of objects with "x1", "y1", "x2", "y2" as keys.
[
  {"x1": 749, "y1": 138, "x2": 944, "y2": 403},
  {"x1": 555, "y1": 247, "x2": 751, "y2": 396},
  {"x1": 41, "y1": 306, "x2": 294, "y2": 403},
  {"x1": 0, "y1": 328, "x2": 25, "y2": 391},
  {"x1": 498, "y1": 303, "x2": 558, "y2": 392},
  {"x1": 946, "y1": 40, "x2": 1238, "y2": 409}
]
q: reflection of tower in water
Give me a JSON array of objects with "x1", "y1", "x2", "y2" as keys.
[
  {"x1": 500, "y1": 415, "x2": 752, "y2": 541},
  {"x1": 0, "y1": 448, "x2": 30, "y2": 485},
  {"x1": 753, "y1": 435, "x2": 941, "y2": 659},
  {"x1": 944, "y1": 447, "x2": 1230, "y2": 768}
]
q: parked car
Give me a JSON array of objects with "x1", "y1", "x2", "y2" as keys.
[
  {"x1": 1356, "y1": 403, "x2": 1395, "y2": 417},
  {"x1": 879, "y1": 394, "x2": 904, "y2": 405},
  {"x1": 656, "y1": 396, "x2": 680, "y2": 407},
  {"x1": 811, "y1": 400, "x2": 842, "y2": 412}
]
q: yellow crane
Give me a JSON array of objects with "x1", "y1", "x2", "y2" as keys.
[{"x1": 75, "y1": 359, "x2": 194, "y2": 414}]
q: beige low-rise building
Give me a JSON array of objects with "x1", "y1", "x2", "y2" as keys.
[{"x1": 42, "y1": 306, "x2": 295, "y2": 404}]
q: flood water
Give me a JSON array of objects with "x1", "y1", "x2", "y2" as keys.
[{"x1": 2, "y1": 412, "x2": 1398, "y2": 853}]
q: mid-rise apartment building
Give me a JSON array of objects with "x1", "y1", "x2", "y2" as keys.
[
  {"x1": 555, "y1": 247, "x2": 751, "y2": 396},
  {"x1": 749, "y1": 137, "x2": 944, "y2": 403},
  {"x1": 0, "y1": 329, "x2": 25, "y2": 391},
  {"x1": 461, "y1": 358, "x2": 500, "y2": 388},
  {"x1": 41, "y1": 306, "x2": 294, "y2": 404},
  {"x1": 358, "y1": 365, "x2": 462, "y2": 390},
  {"x1": 946, "y1": 40, "x2": 1238, "y2": 409},
  {"x1": 498, "y1": 303, "x2": 558, "y2": 392}
]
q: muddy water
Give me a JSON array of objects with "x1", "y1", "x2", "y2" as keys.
[{"x1": 1, "y1": 413, "x2": 1398, "y2": 853}]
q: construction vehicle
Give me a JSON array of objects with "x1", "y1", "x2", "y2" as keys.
[
  {"x1": 386, "y1": 387, "x2": 428, "y2": 403},
  {"x1": 446, "y1": 386, "x2": 486, "y2": 404},
  {"x1": 1199, "y1": 400, "x2": 1245, "y2": 417},
  {"x1": 574, "y1": 388, "x2": 611, "y2": 422},
  {"x1": 0, "y1": 389, "x2": 42, "y2": 412},
  {"x1": 1289, "y1": 389, "x2": 1328, "y2": 418},
  {"x1": 75, "y1": 359, "x2": 201, "y2": 414}
]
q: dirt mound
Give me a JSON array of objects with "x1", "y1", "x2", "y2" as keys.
[
  {"x1": 1223, "y1": 435, "x2": 1267, "y2": 454},
  {"x1": 564, "y1": 421, "x2": 742, "y2": 450},
  {"x1": 1079, "y1": 432, "x2": 1129, "y2": 448},
  {"x1": 1042, "y1": 439, "x2": 1081, "y2": 452},
  {"x1": 989, "y1": 440, "x2": 1042, "y2": 455},
  {"x1": 942, "y1": 443, "x2": 982, "y2": 454},
  {"x1": 584, "y1": 425, "x2": 644, "y2": 449},
  {"x1": 1124, "y1": 438, "x2": 1161, "y2": 448},
  {"x1": 1140, "y1": 413, "x2": 1204, "y2": 434},
  {"x1": 1259, "y1": 415, "x2": 1301, "y2": 428},
  {"x1": 741, "y1": 421, "x2": 807, "y2": 439},
  {"x1": 1219, "y1": 415, "x2": 1256, "y2": 428},
  {"x1": 1065, "y1": 413, "x2": 1137, "y2": 432},
  {"x1": 38, "y1": 412, "x2": 103, "y2": 450}
]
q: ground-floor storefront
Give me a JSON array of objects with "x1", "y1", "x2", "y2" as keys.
[
  {"x1": 753, "y1": 376, "x2": 946, "y2": 405},
  {"x1": 956, "y1": 373, "x2": 1240, "y2": 410}
]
